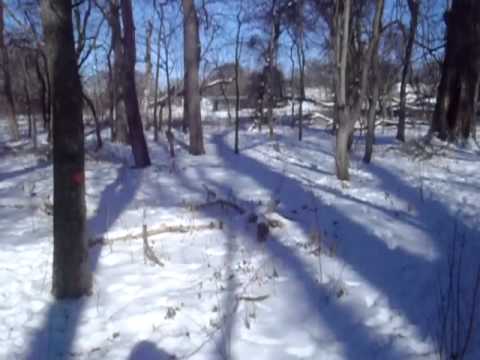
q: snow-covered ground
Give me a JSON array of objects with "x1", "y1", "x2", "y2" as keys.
[{"x1": 1, "y1": 113, "x2": 479, "y2": 360}]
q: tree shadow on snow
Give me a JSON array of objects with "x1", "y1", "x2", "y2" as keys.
[
  {"x1": 127, "y1": 340, "x2": 176, "y2": 360},
  {"x1": 24, "y1": 164, "x2": 143, "y2": 360},
  {"x1": 209, "y1": 130, "x2": 480, "y2": 359}
]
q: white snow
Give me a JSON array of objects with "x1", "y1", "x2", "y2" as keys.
[{"x1": 0, "y1": 111, "x2": 479, "y2": 360}]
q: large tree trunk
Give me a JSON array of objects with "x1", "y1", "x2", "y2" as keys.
[
  {"x1": 109, "y1": 1, "x2": 128, "y2": 144},
  {"x1": 120, "y1": 0, "x2": 151, "y2": 167},
  {"x1": 397, "y1": 0, "x2": 420, "y2": 142},
  {"x1": 431, "y1": 0, "x2": 480, "y2": 142},
  {"x1": 182, "y1": 0, "x2": 205, "y2": 155},
  {"x1": 0, "y1": 0, "x2": 20, "y2": 141},
  {"x1": 41, "y1": 0, "x2": 92, "y2": 299}
]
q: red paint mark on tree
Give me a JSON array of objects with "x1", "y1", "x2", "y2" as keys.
[{"x1": 72, "y1": 172, "x2": 84, "y2": 185}]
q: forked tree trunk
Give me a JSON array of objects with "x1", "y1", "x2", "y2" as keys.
[
  {"x1": 182, "y1": 0, "x2": 205, "y2": 155},
  {"x1": 120, "y1": 0, "x2": 151, "y2": 167},
  {"x1": 41, "y1": 0, "x2": 92, "y2": 299},
  {"x1": 335, "y1": 0, "x2": 384, "y2": 180},
  {"x1": 0, "y1": 0, "x2": 20, "y2": 141}
]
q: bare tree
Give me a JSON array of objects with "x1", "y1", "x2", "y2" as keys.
[
  {"x1": 293, "y1": 0, "x2": 306, "y2": 141},
  {"x1": 234, "y1": 1, "x2": 244, "y2": 154},
  {"x1": 102, "y1": 0, "x2": 129, "y2": 143},
  {"x1": 333, "y1": 0, "x2": 352, "y2": 180},
  {"x1": 143, "y1": 19, "x2": 153, "y2": 124},
  {"x1": 182, "y1": 0, "x2": 205, "y2": 155},
  {"x1": 397, "y1": 0, "x2": 420, "y2": 142},
  {"x1": 41, "y1": 0, "x2": 92, "y2": 298},
  {"x1": 120, "y1": 0, "x2": 151, "y2": 167},
  {"x1": 97, "y1": 0, "x2": 151, "y2": 165},
  {"x1": 265, "y1": 0, "x2": 282, "y2": 138},
  {"x1": 334, "y1": 0, "x2": 384, "y2": 180}
]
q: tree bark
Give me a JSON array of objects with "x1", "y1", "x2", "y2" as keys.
[
  {"x1": 431, "y1": 0, "x2": 480, "y2": 142},
  {"x1": 364, "y1": 80, "x2": 379, "y2": 163},
  {"x1": 153, "y1": 25, "x2": 161, "y2": 142},
  {"x1": 397, "y1": 0, "x2": 420, "y2": 142},
  {"x1": 0, "y1": 0, "x2": 20, "y2": 141},
  {"x1": 41, "y1": 0, "x2": 92, "y2": 299},
  {"x1": 182, "y1": 0, "x2": 205, "y2": 155},
  {"x1": 34, "y1": 52, "x2": 50, "y2": 132},
  {"x1": 334, "y1": 0, "x2": 352, "y2": 180},
  {"x1": 296, "y1": 0, "x2": 305, "y2": 141},
  {"x1": 23, "y1": 55, "x2": 36, "y2": 149},
  {"x1": 109, "y1": 1, "x2": 128, "y2": 144},
  {"x1": 120, "y1": 0, "x2": 151, "y2": 167},
  {"x1": 143, "y1": 20, "x2": 153, "y2": 125}
]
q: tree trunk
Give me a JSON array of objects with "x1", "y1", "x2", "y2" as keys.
[
  {"x1": 471, "y1": 79, "x2": 479, "y2": 141},
  {"x1": 397, "y1": 0, "x2": 420, "y2": 142},
  {"x1": 109, "y1": 1, "x2": 128, "y2": 144},
  {"x1": 336, "y1": 116, "x2": 353, "y2": 181},
  {"x1": 143, "y1": 20, "x2": 153, "y2": 126},
  {"x1": 34, "y1": 52, "x2": 49, "y2": 132},
  {"x1": 289, "y1": 43, "x2": 296, "y2": 128},
  {"x1": 120, "y1": 0, "x2": 151, "y2": 167},
  {"x1": 266, "y1": 14, "x2": 281, "y2": 138},
  {"x1": 296, "y1": 1, "x2": 305, "y2": 141},
  {"x1": 431, "y1": 0, "x2": 480, "y2": 142},
  {"x1": 106, "y1": 42, "x2": 115, "y2": 140},
  {"x1": 82, "y1": 92, "x2": 102, "y2": 150},
  {"x1": 182, "y1": 0, "x2": 205, "y2": 155},
  {"x1": 41, "y1": 0, "x2": 92, "y2": 299},
  {"x1": 334, "y1": 0, "x2": 384, "y2": 180},
  {"x1": 153, "y1": 27, "x2": 161, "y2": 142},
  {"x1": 234, "y1": 9, "x2": 242, "y2": 154},
  {"x1": 364, "y1": 81, "x2": 379, "y2": 163},
  {"x1": 0, "y1": 0, "x2": 20, "y2": 141},
  {"x1": 334, "y1": 0, "x2": 352, "y2": 180},
  {"x1": 23, "y1": 56, "x2": 36, "y2": 150}
]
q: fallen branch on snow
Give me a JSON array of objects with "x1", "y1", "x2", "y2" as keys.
[{"x1": 88, "y1": 221, "x2": 221, "y2": 247}]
